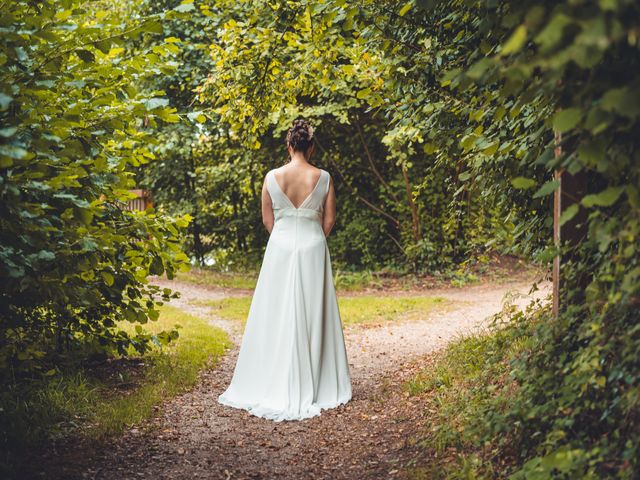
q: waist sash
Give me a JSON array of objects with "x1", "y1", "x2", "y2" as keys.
[{"x1": 274, "y1": 207, "x2": 322, "y2": 223}]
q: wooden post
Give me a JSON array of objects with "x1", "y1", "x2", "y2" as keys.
[
  {"x1": 552, "y1": 131, "x2": 588, "y2": 316},
  {"x1": 552, "y1": 151, "x2": 562, "y2": 316}
]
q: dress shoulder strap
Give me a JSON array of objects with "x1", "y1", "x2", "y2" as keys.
[
  {"x1": 322, "y1": 170, "x2": 331, "y2": 196},
  {"x1": 265, "y1": 169, "x2": 278, "y2": 201}
]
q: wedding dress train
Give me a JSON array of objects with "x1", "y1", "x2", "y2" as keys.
[{"x1": 217, "y1": 168, "x2": 352, "y2": 421}]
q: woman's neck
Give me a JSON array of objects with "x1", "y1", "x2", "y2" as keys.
[{"x1": 289, "y1": 152, "x2": 308, "y2": 165}]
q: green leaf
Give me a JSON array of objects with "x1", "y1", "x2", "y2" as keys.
[
  {"x1": 466, "y1": 58, "x2": 493, "y2": 80},
  {"x1": 101, "y1": 271, "x2": 115, "y2": 286},
  {"x1": 459, "y1": 171, "x2": 472, "y2": 182},
  {"x1": 80, "y1": 237, "x2": 98, "y2": 252},
  {"x1": 533, "y1": 179, "x2": 560, "y2": 198},
  {"x1": 581, "y1": 186, "x2": 625, "y2": 208},
  {"x1": 187, "y1": 111, "x2": 206, "y2": 123},
  {"x1": 174, "y1": 2, "x2": 196, "y2": 13},
  {"x1": 149, "y1": 255, "x2": 165, "y2": 275},
  {"x1": 36, "y1": 250, "x2": 56, "y2": 261},
  {"x1": 76, "y1": 49, "x2": 95, "y2": 62},
  {"x1": 511, "y1": 177, "x2": 537, "y2": 189},
  {"x1": 534, "y1": 13, "x2": 572, "y2": 52},
  {"x1": 552, "y1": 108, "x2": 582, "y2": 133},
  {"x1": 399, "y1": 2, "x2": 413, "y2": 16},
  {"x1": 559, "y1": 204, "x2": 579, "y2": 226},
  {"x1": 74, "y1": 207, "x2": 94, "y2": 224},
  {"x1": 356, "y1": 88, "x2": 371, "y2": 99},
  {"x1": 0, "y1": 93, "x2": 12, "y2": 110},
  {"x1": 460, "y1": 134, "x2": 477, "y2": 151},
  {"x1": 501, "y1": 25, "x2": 527, "y2": 55},
  {"x1": 145, "y1": 97, "x2": 170, "y2": 110},
  {"x1": 601, "y1": 87, "x2": 640, "y2": 119},
  {"x1": 0, "y1": 127, "x2": 17, "y2": 138},
  {"x1": 577, "y1": 139, "x2": 605, "y2": 168},
  {"x1": 156, "y1": 107, "x2": 180, "y2": 122},
  {"x1": 94, "y1": 40, "x2": 112, "y2": 54},
  {"x1": 0, "y1": 145, "x2": 29, "y2": 159},
  {"x1": 483, "y1": 141, "x2": 499, "y2": 156}
]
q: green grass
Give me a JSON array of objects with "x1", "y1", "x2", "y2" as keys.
[
  {"x1": 175, "y1": 257, "x2": 538, "y2": 293},
  {"x1": 1, "y1": 306, "x2": 230, "y2": 476},
  {"x1": 401, "y1": 305, "x2": 540, "y2": 479},
  {"x1": 94, "y1": 306, "x2": 231, "y2": 436},
  {"x1": 401, "y1": 331, "x2": 511, "y2": 480},
  {"x1": 333, "y1": 269, "x2": 384, "y2": 291},
  {"x1": 200, "y1": 295, "x2": 450, "y2": 326},
  {"x1": 176, "y1": 268, "x2": 257, "y2": 289}
]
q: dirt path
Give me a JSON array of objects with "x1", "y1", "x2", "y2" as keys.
[{"x1": 43, "y1": 279, "x2": 550, "y2": 480}]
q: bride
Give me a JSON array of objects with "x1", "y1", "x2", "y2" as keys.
[{"x1": 218, "y1": 118, "x2": 352, "y2": 421}]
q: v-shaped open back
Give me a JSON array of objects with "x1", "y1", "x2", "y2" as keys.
[{"x1": 268, "y1": 169, "x2": 329, "y2": 212}]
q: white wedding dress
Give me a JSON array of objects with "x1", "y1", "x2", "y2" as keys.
[{"x1": 217, "y1": 168, "x2": 352, "y2": 421}]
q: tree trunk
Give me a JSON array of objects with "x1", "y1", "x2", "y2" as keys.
[
  {"x1": 553, "y1": 131, "x2": 588, "y2": 316},
  {"x1": 402, "y1": 164, "x2": 421, "y2": 242}
]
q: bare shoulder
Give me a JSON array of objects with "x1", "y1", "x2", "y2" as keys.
[{"x1": 306, "y1": 164, "x2": 323, "y2": 176}]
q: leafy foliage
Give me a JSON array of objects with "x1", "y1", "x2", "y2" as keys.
[
  {"x1": 0, "y1": 1, "x2": 191, "y2": 375},
  {"x1": 1, "y1": 0, "x2": 636, "y2": 477},
  {"x1": 383, "y1": 0, "x2": 639, "y2": 477},
  {"x1": 142, "y1": 0, "x2": 546, "y2": 271}
]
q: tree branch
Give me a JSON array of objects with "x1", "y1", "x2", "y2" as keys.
[
  {"x1": 315, "y1": 136, "x2": 401, "y2": 227},
  {"x1": 354, "y1": 114, "x2": 401, "y2": 204}
]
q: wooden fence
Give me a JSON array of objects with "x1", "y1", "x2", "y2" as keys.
[{"x1": 123, "y1": 189, "x2": 153, "y2": 211}]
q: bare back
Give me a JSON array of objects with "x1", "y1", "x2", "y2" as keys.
[
  {"x1": 261, "y1": 162, "x2": 337, "y2": 236},
  {"x1": 272, "y1": 164, "x2": 323, "y2": 209}
]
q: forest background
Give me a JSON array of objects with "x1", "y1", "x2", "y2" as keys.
[{"x1": 1, "y1": 0, "x2": 638, "y2": 478}]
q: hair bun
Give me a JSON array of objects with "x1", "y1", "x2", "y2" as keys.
[{"x1": 286, "y1": 118, "x2": 315, "y2": 152}]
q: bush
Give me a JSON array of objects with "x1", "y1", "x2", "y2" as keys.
[{"x1": 0, "y1": 1, "x2": 190, "y2": 375}]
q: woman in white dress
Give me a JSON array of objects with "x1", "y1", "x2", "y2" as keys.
[{"x1": 217, "y1": 118, "x2": 352, "y2": 421}]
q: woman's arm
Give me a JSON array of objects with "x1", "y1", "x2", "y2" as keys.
[
  {"x1": 261, "y1": 176, "x2": 274, "y2": 233},
  {"x1": 322, "y1": 176, "x2": 336, "y2": 237}
]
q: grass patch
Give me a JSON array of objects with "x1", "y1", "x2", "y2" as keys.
[
  {"x1": 339, "y1": 296, "x2": 450, "y2": 325},
  {"x1": 201, "y1": 295, "x2": 450, "y2": 326},
  {"x1": 95, "y1": 306, "x2": 230, "y2": 436},
  {"x1": 176, "y1": 269, "x2": 257, "y2": 290},
  {"x1": 333, "y1": 269, "x2": 384, "y2": 291},
  {"x1": 1, "y1": 306, "x2": 231, "y2": 477},
  {"x1": 175, "y1": 257, "x2": 539, "y2": 293},
  {"x1": 401, "y1": 302, "x2": 544, "y2": 479}
]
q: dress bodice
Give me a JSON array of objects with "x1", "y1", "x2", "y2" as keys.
[{"x1": 266, "y1": 169, "x2": 330, "y2": 221}]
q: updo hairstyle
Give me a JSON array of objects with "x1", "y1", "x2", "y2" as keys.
[{"x1": 286, "y1": 118, "x2": 315, "y2": 153}]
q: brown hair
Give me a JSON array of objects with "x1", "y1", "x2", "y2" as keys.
[{"x1": 286, "y1": 118, "x2": 315, "y2": 152}]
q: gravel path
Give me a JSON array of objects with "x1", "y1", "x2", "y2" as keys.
[
  {"x1": 40, "y1": 278, "x2": 550, "y2": 480},
  {"x1": 152, "y1": 278, "x2": 549, "y2": 391}
]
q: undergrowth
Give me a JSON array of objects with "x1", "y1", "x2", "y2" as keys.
[{"x1": 0, "y1": 306, "x2": 230, "y2": 478}]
